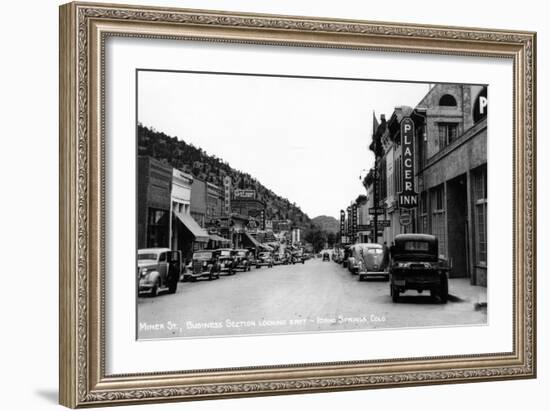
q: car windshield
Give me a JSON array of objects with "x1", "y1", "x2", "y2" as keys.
[
  {"x1": 138, "y1": 253, "x2": 157, "y2": 260},
  {"x1": 219, "y1": 250, "x2": 232, "y2": 257},
  {"x1": 367, "y1": 248, "x2": 383, "y2": 254},
  {"x1": 193, "y1": 252, "x2": 212, "y2": 259},
  {"x1": 403, "y1": 241, "x2": 429, "y2": 251},
  {"x1": 236, "y1": 251, "x2": 247, "y2": 256}
]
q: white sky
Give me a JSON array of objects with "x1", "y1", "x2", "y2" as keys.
[{"x1": 138, "y1": 71, "x2": 429, "y2": 220}]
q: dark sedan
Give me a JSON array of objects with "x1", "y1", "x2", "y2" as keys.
[{"x1": 389, "y1": 234, "x2": 450, "y2": 303}]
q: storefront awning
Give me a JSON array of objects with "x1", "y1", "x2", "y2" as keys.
[
  {"x1": 209, "y1": 234, "x2": 231, "y2": 243},
  {"x1": 242, "y1": 232, "x2": 262, "y2": 248},
  {"x1": 173, "y1": 210, "x2": 210, "y2": 242}
]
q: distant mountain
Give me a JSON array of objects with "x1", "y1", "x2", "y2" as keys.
[
  {"x1": 138, "y1": 124, "x2": 311, "y2": 229},
  {"x1": 311, "y1": 215, "x2": 340, "y2": 234}
]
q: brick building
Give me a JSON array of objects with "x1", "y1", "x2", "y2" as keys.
[{"x1": 137, "y1": 156, "x2": 172, "y2": 249}]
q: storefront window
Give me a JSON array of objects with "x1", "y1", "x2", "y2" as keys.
[
  {"x1": 147, "y1": 208, "x2": 169, "y2": 247},
  {"x1": 473, "y1": 167, "x2": 488, "y2": 265}
]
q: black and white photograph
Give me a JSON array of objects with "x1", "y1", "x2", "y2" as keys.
[{"x1": 136, "y1": 70, "x2": 488, "y2": 340}]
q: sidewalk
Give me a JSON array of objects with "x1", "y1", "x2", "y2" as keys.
[{"x1": 448, "y1": 278, "x2": 487, "y2": 308}]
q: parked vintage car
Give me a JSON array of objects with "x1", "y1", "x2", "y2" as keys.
[
  {"x1": 280, "y1": 253, "x2": 291, "y2": 265},
  {"x1": 183, "y1": 250, "x2": 221, "y2": 281},
  {"x1": 256, "y1": 251, "x2": 274, "y2": 268},
  {"x1": 333, "y1": 249, "x2": 344, "y2": 264},
  {"x1": 347, "y1": 243, "x2": 388, "y2": 281},
  {"x1": 138, "y1": 248, "x2": 181, "y2": 296},
  {"x1": 322, "y1": 251, "x2": 330, "y2": 261},
  {"x1": 216, "y1": 248, "x2": 236, "y2": 275},
  {"x1": 389, "y1": 234, "x2": 450, "y2": 303},
  {"x1": 232, "y1": 249, "x2": 252, "y2": 272}
]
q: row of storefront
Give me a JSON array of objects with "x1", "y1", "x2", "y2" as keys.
[
  {"x1": 137, "y1": 156, "x2": 293, "y2": 261},
  {"x1": 348, "y1": 83, "x2": 488, "y2": 286}
]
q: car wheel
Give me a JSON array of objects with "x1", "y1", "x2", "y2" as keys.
[
  {"x1": 150, "y1": 280, "x2": 159, "y2": 297},
  {"x1": 391, "y1": 285, "x2": 399, "y2": 303}
]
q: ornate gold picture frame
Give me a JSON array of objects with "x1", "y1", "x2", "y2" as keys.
[{"x1": 59, "y1": 2, "x2": 536, "y2": 408}]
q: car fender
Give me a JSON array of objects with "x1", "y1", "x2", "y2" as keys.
[{"x1": 147, "y1": 270, "x2": 161, "y2": 285}]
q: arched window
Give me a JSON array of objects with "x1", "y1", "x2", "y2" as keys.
[{"x1": 439, "y1": 94, "x2": 457, "y2": 106}]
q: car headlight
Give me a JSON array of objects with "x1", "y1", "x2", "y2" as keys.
[
  {"x1": 139, "y1": 268, "x2": 148, "y2": 277},
  {"x1": 423, "y1": 262, "x2": 433, "y2": 269}
]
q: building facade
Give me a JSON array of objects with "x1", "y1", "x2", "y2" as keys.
[
  {"x1": 137, "y1": 156, "x2": 172, "y2": 249},
  {"x1": 366, "y1": 84, "x2": 488, "y2": 286},
  {"x1": 206, "y1": 182, "x2": 225, "y2": 224},
  {"x1": 170, "y1": 169, "x2": 209, "y2": 261},
  {"x1": 190, "y1": 178, "x2": 207, "y2": 227},
  {"x1": 415, "y1": 84, "x2": 488, "y2": 286},
  {"x1": 230, "y1": 198, "x2": 266, "y2": 220}
]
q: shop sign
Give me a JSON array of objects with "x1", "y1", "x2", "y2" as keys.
[
  {"x1": 369, "y1": 220, "x2": 391, "y2": 228},
  {"x1": 351, "y1": 204, "x2": 358, "y2": 238},
  {"x1": 399, "y1": 212, "x2": 412, "y2": 226},
  {"x1": 223, "y1": 176, "x2": 232, "y2": 215},
  {"x1": 234, "y1": 189, "x2": 256, "y2": 199},
  {"x1": 398, "y1": 117, "x2": 418, "y2": 209},
  {"x1": 369, "y1": 207, "x2": 385, "y2": 215},
  {"x1": 260, "y1": 210, "x2": 266, "y2": 230},
  {"x1": 473, "y1": 86, "x2": 488, "y2": 123}
]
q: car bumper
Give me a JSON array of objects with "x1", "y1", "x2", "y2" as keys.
[
  {"x1": 392, "y1": 276, "x2": 440, "y2": 289},
  {"x1": 138, "y1": 279, "x2": 155, "y2": 292},
  {"x1": 183, "y1": 271, "x2": 211, "y2": 279}
]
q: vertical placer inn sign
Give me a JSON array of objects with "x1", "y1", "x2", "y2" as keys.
[{"x1": 398, "y1": 117, "x2": 418, "y2": 208}]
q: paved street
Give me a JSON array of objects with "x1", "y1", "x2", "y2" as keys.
[{"x1": 137, "y1": 258, "x2": 487, "y2": 339}]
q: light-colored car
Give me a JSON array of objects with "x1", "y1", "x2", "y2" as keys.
[
  {"x1": 347, "y1": 243, "x2": 388, "y2": 281},
  {"x1": 138, "y1": 248, "x2": 181, "y2": 296}
]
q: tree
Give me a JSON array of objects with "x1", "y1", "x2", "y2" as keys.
[
  {"x1": 355, "y1": 194, "x2": 367, "y2": 205},
  {"x1": 304, "y1": 227, "x2": 328, "y2": 253},
  {"x1": 326, "y1": 232, "x2": 337, "y2": 248}
]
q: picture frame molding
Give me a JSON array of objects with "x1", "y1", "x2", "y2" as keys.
[{"x1": 59, "y1": 2, "x2": 536, "y2": 407}]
